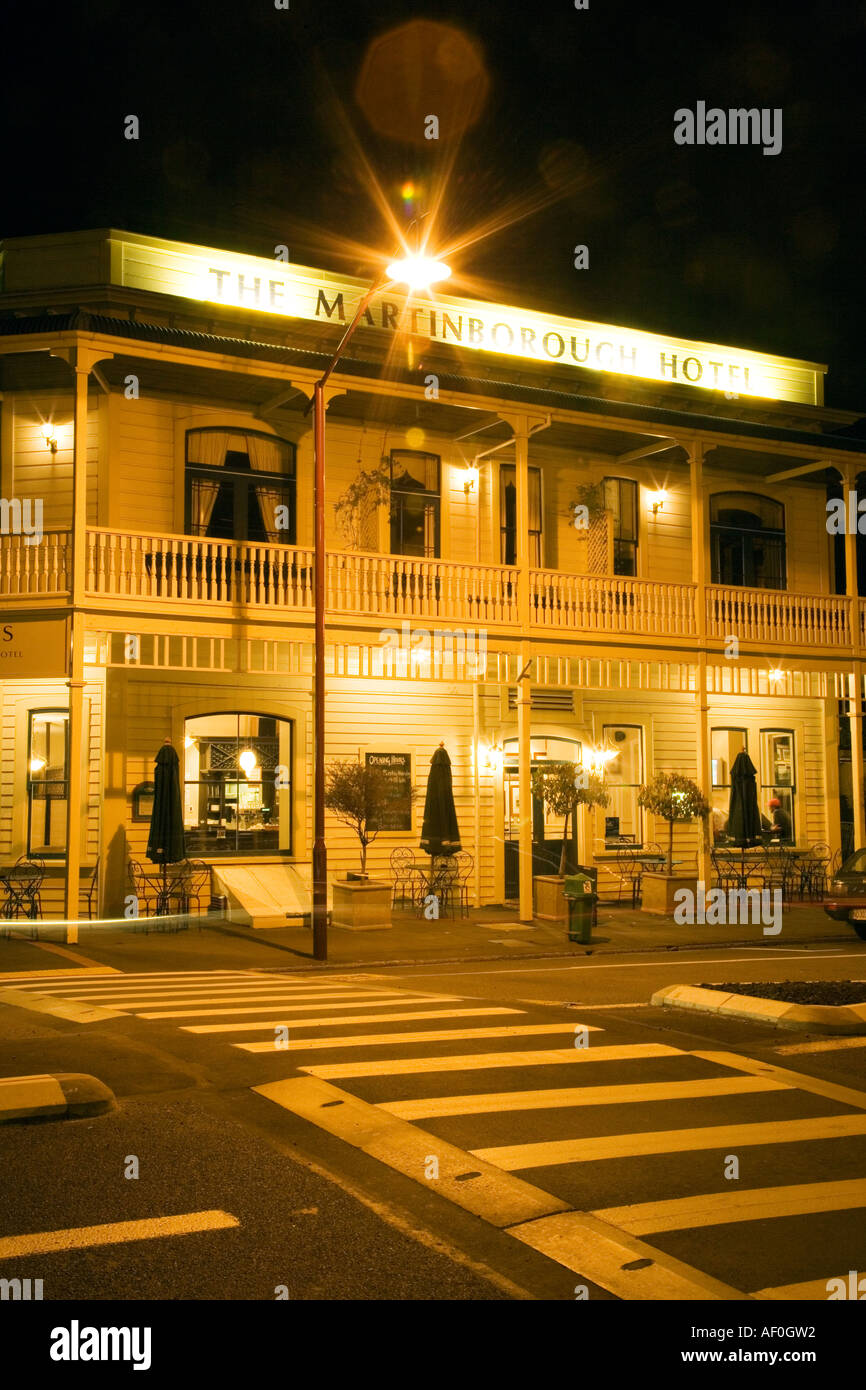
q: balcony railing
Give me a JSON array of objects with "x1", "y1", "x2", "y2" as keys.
[
  {"x1": 706, "y1": 585, "x2": 852, "y2": 647},
  {"x1": 0, "y1": 529, "x2": 859, "y2": 653},
  {"x1": 530, "y1": 569, "x2": 696, "y2": 637},
  {"x1": 0, "y1": 531, "x2": 70, "y2": 595}
]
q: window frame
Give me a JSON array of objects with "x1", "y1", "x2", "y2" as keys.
[
  {"x1": 499, "y1": 463, "x2": 543, "y2": 567},
  {"x1": 182, "y1": 711, "x2": 294, "y2": 857},
  {"x1": 602, "y1": 723, "x2": 645, "y2": 844},
  {"x1": 184, "y1": 427, "x2": 297, "y2": 545},
  {"x1": 388, "y1": 450, "x2": 441, "y2": 558},
  {"x1": 709, "y1": 491, "x2": 787, "y2": 591},
  {"x1": 602, "y1": 477, "x2": 639, "y2": 576},
  {"x1": 26, "y1": 707, "x2": 69, "y2": 860},
  {"x1": 759, "y1": 727, "x2": 797, "y2": 845}
]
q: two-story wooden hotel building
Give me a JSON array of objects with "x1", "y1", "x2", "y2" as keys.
[{"x1": 1, "y1": 228, "x2": 865, "y2": 925}]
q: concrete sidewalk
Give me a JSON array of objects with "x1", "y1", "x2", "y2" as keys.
[{"x1": 0, "y1": 902, "x2": 856, "y2": 975}]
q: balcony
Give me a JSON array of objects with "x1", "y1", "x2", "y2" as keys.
[{"x1": 0, "y1": 527, "x2": 859, "y2": 653}]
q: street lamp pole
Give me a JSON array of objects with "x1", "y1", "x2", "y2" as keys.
[
  {"x1": 310, "y1": 277, "x2": 389, "y2": 962},
  {"x1": 308, "y1": 254, "x2": 451, "y2": 962}
]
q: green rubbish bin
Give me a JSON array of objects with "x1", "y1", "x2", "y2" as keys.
[{"x1": 563, "y1": 872, "x2": 595, "y2": 943}]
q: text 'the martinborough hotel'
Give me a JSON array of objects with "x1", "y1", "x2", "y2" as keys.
[{"x1": 1, "y1": 228, "x2": 865, "y2": 926}]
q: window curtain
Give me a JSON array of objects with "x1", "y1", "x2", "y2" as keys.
[
  {"x1": 246, "y1": 435, "x2": 287, "y2": 474},
  {"x1": 254, "y1": 485, "x2": 284, "y2": 543},
  {"x1": 187, "y1": 431, "x2": 232, "y2": 467},
  {"x1": 190, "y1": 478, "x2": 220, "y2": 535}
]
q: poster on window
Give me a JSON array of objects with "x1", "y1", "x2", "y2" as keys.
[{"x1": 366, "y1": 753, "x2": 412, "y2": 831}]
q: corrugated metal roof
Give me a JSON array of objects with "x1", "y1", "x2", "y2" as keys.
[{"x1": 2, "y1": 310, "x2": 865, "y2": 456}]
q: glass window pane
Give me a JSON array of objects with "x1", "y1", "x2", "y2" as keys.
[
  {"x1": 760, "y1": 730, "x2": 795, "y2": 843},
  {"x1": 28, "y1": 711, "x2": 69, "y2": 856},
  {"x1": 183, "y1": 713, "x2": 291, "y2": 856},
  {"x1": 603, "y1": 726, "x2": 643, "y2": 842},
  {"x1": 711, "y1": 729, "x2": 747, "y2": 786}
]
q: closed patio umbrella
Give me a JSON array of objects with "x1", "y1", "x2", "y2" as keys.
[
  {"x1": 146, "y1": 739, "x2": 186, "y2": 914},
  {"x1": 727, "y1": 749, "x2": 762, "y2": 884},
  {"x1": 420, "y1": 743, "x2": 461, "y2": 857}
]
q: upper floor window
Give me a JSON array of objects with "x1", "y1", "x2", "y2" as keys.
[
  {"x1": 710, "y1": 492, "x2": 785, "y2": 590},
  {"x1": 185, "y1": 429, "x2": 296, "y2": 545},
  {"x1": 500, "y1": 465, "x2": 543, "y2": 567},
  {"x1": 603, "y1": 477, "x2": 638, "y2": 575},
  {"x1": 389, "y1": 451, "x2": 440, "y2": 557},
  {"x1": 27, "y1": 709, "x2": 68, "y2": 858}
]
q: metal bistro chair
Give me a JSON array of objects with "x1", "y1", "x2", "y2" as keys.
[
  {"x1": 390, "y1": 847, "x2": 416, "y2": 909},
  {"x1": 416, "y1": 856, "x2": 458, "y2": 919},
  {"x1": 0, "y1": 856, "x2": 45, "y2": 937},
  {"x1": 452, "y1": 850, "x2": 474, "y2": 918},
  {"x1": 615, "y1": 848, "x2": 643, "y2": 907},
  {"x1": 711, "y1": 849, "x2": 740, "y2": 894},
  {"x1": 176, "y1": 859, "x2": 210, "y2": 929},
  {"x1": 83, "y1": 858, "x2": 99, "y2": 920},
  {"x1": 760, "y1": 847, "x2": 797, "y2": 901},
  {"x1": 801, "y1": 843, "x2": 832, "y2": 901},
  {"x1": 128, "y1": 859, "x2": 158, "y2": 928}
]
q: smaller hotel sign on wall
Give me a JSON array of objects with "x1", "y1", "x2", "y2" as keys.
[
  {"x1": 0, "y1": 619, "x2": 68, "y2": 678},
  {"x1": 115, "y1": 233, "x2": 825, "y2": 407}
]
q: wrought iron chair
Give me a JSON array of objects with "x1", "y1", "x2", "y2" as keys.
[
  {"x1": 615, "y1": 848, "x2": 642, "y2": 907},
  {"x1": 711, "y1": 849, "x2": 740, "y2": 893},
  {"x1": 452, "y1": 850, "x2": 474, "y2": 918},
  {"x1": 801, "y1": 843, "x2": 832, "y2": 901},
  {"x1": 0, "y1": 856, "x2": 45, "y2": 936},
  {"x1": 390, "y1": 847, "x2": 416, "y2": 908},
  {"x1": 176, "y1": 859, "x2": 210, "y2": 928},
  {"x1": 83, "y1": 858, "x2": 99, "y2": 920}
]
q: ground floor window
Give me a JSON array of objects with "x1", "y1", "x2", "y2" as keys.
[
  {"x1": 183, "y1": 713, "x2": 292, "y2": 856},
  {"x1": 710, "y1": 727, "x2": 748, "y2": 842},
  {"x1": 27, "y1": 709, "x2": 68, "y2": 857},
  {"x1": 602, "y1": 725, "x2": 643, "y2": 844},
  {"x1": 760, "y1": 729, "x2": 795, "y2": 844}
]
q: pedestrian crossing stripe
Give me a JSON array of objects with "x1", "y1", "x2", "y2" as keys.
[
  {"x1": 6, "y1": 970, "x2": 264, "y2": 989},
  {"x1": 377, "y1": 1075, "x2": 793, "y2": 1120},
  {"x1": 47, "y1": 979, "x2": 376, "y2": 997},
  {"x1": 470, "y1": 1113, "x2": 866, "y2": 1170},
  {"x1": 255, "y1": 1074, "x2": 570, "y2": 1227},
  {"x1": 54, "y1": 988, "x2": 448, "y2": 1010},
  {"x1": 693, "y1": 1050, "x2": 866, "y2": 1113},
  {"x1": 139, "y1": 994, "x2": 465, "y2": 1019},
  {"x1": 184, "y1": 1006, "x2": 519, "y2": 1034},
  {"x1": 0, "y1": 1211, "x2": 240, "y2": 1259},
  {"x1": 300, "y1": 1041, "x2": 671, "y2": 1080},
  {"x1": 593, "y1": 1178, "x2": 866, "y2": 1234},
  {"x1": 235, "y1": 1022, "x2": 593, "y2": 1053},
  {"x1": 254, "y1": 1075, "x2": 747, "y2": 1301}
]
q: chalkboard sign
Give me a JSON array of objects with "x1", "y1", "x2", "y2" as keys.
[{"x1": 366, "y1": 752, "x2": 412, "y2": 832}]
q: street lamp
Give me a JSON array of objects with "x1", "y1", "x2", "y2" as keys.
[{"x1": 309, "y1": 250, "x2": 451, "y2": 960}]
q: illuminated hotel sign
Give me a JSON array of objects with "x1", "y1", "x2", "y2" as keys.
[{"x1": 116, "y1": 233, "x2": 824, "y2": 406}]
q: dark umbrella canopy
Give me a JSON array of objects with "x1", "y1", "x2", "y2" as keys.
[
  {"x1": 727, "y1": 750, "x2": 762, "y2": 846},
  {"x1": 146, "y1": 741, "x2": 186, "y2": 865},
  {"x1": 420, "y1": 745, "x2": 461, "y2": 857}
]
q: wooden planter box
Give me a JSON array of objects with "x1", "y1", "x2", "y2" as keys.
[
  {"x1": 331, "y1": 878, "x2": 392, "y2": 931},
  {"x1": 641, "y1": 871, "x2": 697, "y2": 916},
  {"x1": 533, "y1": 874, "x2": 568, "y2": 922}
]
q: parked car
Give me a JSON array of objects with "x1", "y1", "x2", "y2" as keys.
[{"x1": 823, "y1": 849, "x2": 866, "y2": 939}]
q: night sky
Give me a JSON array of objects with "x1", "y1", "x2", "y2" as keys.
[{"x1": 3, "y1": 0, "x2": 865, "y2": 418}]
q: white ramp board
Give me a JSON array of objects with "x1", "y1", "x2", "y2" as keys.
[{"x1": 213, "y1": 864, "x2": 326, "y2": 929}]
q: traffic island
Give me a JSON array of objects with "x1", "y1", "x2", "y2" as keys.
[
  {"x1": 651, "y1": 982, "x2": 866, "y2": 1033},
  {"x1": 0, "y1": 1073, "x2": 116, "y2": 1124}
]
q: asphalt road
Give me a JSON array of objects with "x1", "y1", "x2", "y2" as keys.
[{"x1": 1, "y1": 941, "x2": 865, "y2": 1303}]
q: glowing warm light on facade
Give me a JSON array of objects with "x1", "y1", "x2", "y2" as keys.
[{"x1": 386, "y1": 253, "x2": 452, "y2": 292}]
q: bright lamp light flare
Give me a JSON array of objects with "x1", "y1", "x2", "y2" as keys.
[{"x1": 386, "y1": 254, "x2": 452, "y2": 292}]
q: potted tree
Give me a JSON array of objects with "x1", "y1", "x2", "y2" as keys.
[
  {"x1": 637, "y1": 771, "x2": 709, "y2": 914},
  {"x1": 324, "y1": 757, "x2": 402, "y2": 930},
  {"x1": 531, "y1": 762, "x2": 609, "y2": 921}
]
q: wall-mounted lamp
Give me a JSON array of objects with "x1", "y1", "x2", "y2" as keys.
[
  {"x1": 464, "y1": 464, "x2": 479, "y2": 495},
  {"x1": 768, "y1": 667, "x2": 785, "y2": 687},
  {"x1": 649, "y1": 489, "x2": 667, "y2": 516},
  {"x1": 481, "y1": 742, "x2": 503, "y2": 773},
  {"x1": 40, "y1": 422, "x2": 58, "y2": 454},
  {"x1": 586, "y1": 747, "x2": 618, "y2": 775}
]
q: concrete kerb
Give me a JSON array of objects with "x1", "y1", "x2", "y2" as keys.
[
  {"x1": 651, "y1": 984, "x2": 866, "y2": 1034},
  {"x1": 0, "y1": 1073, "x2": 116, "y2": 1124}
]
